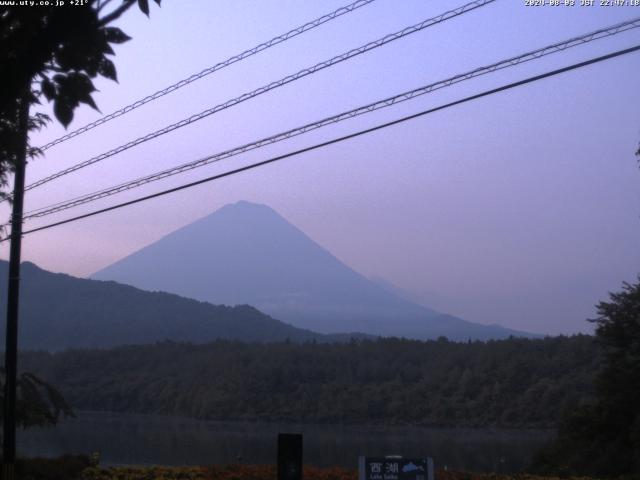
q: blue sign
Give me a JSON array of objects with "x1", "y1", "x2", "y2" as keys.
[{"x1": 358, "y1": 457, "x2": 434, "y2": 480}]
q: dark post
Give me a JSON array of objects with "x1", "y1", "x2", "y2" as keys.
[
  {"x1": 2, "y1": 93, "x2": 29, "y2": 480},
  {"x1": 277, "y1": 433, "x2": 303, "y2": 480}
]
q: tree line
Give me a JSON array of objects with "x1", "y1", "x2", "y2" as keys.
[{"x1": 20, "y1": 335, "x2": 597, "y2": 428}]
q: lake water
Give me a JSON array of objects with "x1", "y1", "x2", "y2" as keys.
[{"x1": 17, "y1": 411, "x2": 551, "y2": 473}]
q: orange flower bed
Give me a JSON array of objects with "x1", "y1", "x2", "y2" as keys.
[
  {"x1": 80, "y1": 464, "x2": 597, "y2": 480},
  {"x1": 204, "y1": 464, "x2": 357, "y2": 480}
]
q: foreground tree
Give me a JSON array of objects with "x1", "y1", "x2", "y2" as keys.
[
  {"x1": 591, "y1": 279, "x2": 640, "y2": 472},
  {"x1": 533, "y1": 278, "x2": 640, "y2": 477},
  {"x1": 0, "y1": 0, "x2": 160, "y2": 195},
  {"x1": 0, "y1": 368, "x2": 72, "y2": 429},
  {"x1": 1, "y1": 1, "x2": 160, "y2": 474}
]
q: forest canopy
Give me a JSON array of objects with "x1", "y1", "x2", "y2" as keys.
[{"x1": 20, "y1": 335, "x2": 597, "y2": 428}]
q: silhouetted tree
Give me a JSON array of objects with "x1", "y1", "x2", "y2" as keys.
[
  {"x1": 0, "y1": 368, "x2": 72, "y2": 429},
  {"x1": 0, "y1": 0, "x2": 160, "y2": 442},
  {"x1": 533, "y1": 281, "x2": 640, "y2": 477},
  {"x1": 532, "y1": 140, "x2": 640, "y2": 477},
  {"x1": 590, "y1": 279, "x2": 640, "y2": 472},
  {"x1": 0, "y1": 0, "x2": 160, "y2": 197}
]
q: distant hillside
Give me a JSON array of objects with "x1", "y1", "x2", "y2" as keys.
[
  {"x1": 20, "y1": 335, "x2": 598, "y2": 427},
  {"x1": 93, "y1": 201, "x2": 534, "y2": 341},
  {"x1": 0, "y1": 261, "x2": 345, "y2": 350}
]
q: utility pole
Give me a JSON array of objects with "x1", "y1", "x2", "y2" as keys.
[{"x1": 2, "y1": 93, "x2": 29, "y2": 480}]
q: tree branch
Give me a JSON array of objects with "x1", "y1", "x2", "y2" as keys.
[
  {"x1": 98, "y1": 0, "x2": 136, "y2": 26},
  {"x1": 97, "y1": 0, "x2": 117, "y2": 13}
]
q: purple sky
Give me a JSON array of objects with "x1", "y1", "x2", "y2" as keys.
[{"x1": 2, "y1": 0, "x2": 639, "y2": 335}]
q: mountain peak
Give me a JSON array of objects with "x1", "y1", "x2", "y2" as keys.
[
  {"x1": 232, "y1": 200, "x2": 268, "y2": 208},
  {"x1": 192, "y1": 201, "x2": 290, "y2": 234},
  {"x1": 93, "y1": 202, "x2": 536, "y2": 340},
  {"x1": 219, "y1": 200, "x2": 274, "y2": 213}
]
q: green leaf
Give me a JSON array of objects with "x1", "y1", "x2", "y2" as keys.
[
  {"x1": 84, "y1": 53, "x2": 102, "y2": 77},
  {"x1": 41, "y1": 78, "x2": 56, "y2": 101},
  {"x1": 138, "y1": 0, "x2": 149, "y2": 16},
  {"x1": 104, "y1": 27, "x2": 131, "y2": 44},
  {"x1": 53, "y1": 100, "x2": 74, "y2": 128},
  {"x1": 64, "y1": 73, "x2": 99, "y2": 111},
  {"x1": 80, "y1": 93, "x2": 99, "y2": 111},
  {"x1": 98, "y1": 58, "x2": 117, "y2": 82},
  {"x1": 52, "y1": 73, "x2": 98, "y2": 125},
  {"x1": 101, "y1": 40, "x2": 115, "y2": 55}
]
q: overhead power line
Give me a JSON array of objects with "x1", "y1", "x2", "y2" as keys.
[
  {"x1": 22, "y1": 0, "x2": 495, "y2": 194},
  {"x1": 7, "y1": 44, "x2": 639, "y2": 241},
  {"x1": 38, "y1": 0, "x2": 378, "y2": 152},
  {"x1": 22, "y1": 17, "x2": 640, "y2": 220}
]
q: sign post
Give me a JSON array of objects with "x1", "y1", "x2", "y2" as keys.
[{"x1": 277, "y1": 433, "x2": 303, "y2": 480}]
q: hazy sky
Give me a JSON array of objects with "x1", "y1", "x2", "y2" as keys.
[{"x1": 2, "y1": 0, "x2": 639, "y2": 335}]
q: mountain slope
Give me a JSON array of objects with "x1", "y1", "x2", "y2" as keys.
[
  {"x1": 93, "y1": 201, "x2": 533, "y2": 340},
  {"x1": 0, "y1": 261, "x2": 334, "y2": 350}
]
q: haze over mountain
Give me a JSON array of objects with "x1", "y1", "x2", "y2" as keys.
[
  {"x1": 0, "y1": 261, "x2": 342, "y2": 350},
  {"x1": 93, "y1": 201, "x2": 534, "y2": 340}
]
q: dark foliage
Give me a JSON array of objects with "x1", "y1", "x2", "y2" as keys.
[
  {"x1": 20, "y1": 335, "x2": 597, "y2": 428},
  {"x1": 0, "y1": 1, "x2": 158, "y2": 448},
  {"x1": 0, "y1": 0, "x2": 160, "y2": 196},
  {"x1": 0, "y1": 367, "x2": 72, "y2": 429},
  {"x1": 16, "y1": 455, "x2": 91, "y2": 480},
  {"x1": 532, "y1": 279, "x2": 640, "y2": 477}
]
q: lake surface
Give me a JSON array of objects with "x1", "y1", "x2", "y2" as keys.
[{"x1": 18, "y1": 411, "x2": 551, "y2": 473}]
